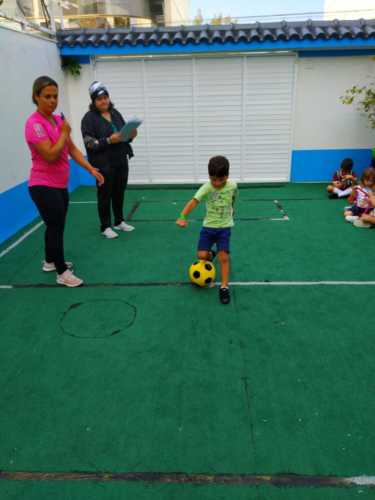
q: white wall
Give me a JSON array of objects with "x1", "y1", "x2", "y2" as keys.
[
  {"x1": 64, "y1": 54, "x2": 375, "y2": 180},
  {"x1": 293, "y1": 56, "x2": 375, "y2": 150},
  {"x1": 0, "y1": 26, "x2": 66, "y2": 193},
  {"x1": 63, "y1": 63, "x2": 95, "y2": 151}
]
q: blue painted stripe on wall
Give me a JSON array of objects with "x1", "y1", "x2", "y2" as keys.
[
  {"x1": 69, "y1": 161, "x2": 82, "y2": 191},
  {"x1": 0, "y1": 181, "x2": 39, "y2": 245},
  {"x1": 291, "y1": 149, "x2": 373, "y2": 182},
  {"x1": 0, "y1": 162, "x2": 82, "y2": 245},
  {"x1": 61, "y1": 55, "x2": 91, "y2": 64},
  {"x1": 60, "y1": 37, "x2": 375, "y2": 57},
  {"x1": 79, "y1": 167, "x2": 96, "y2": 186},
  {"x1": 299, "y1": 49, "x2": 375, "y2": 58}
]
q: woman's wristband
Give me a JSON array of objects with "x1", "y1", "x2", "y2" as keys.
[{"x1": 179, "y1": 213, "x2": 187, "y2": 220}]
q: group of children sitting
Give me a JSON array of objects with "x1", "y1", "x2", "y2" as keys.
[{"x1": 327, "y1": 157, "x2": 375, "y2": 228}]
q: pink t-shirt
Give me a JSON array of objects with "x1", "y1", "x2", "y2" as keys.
[{"x1": 25, "y1": 111, "x2": 69, "y2": 188}]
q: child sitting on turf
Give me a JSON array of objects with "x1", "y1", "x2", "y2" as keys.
[
  {"x1": 353, "y1": 183, "x2": 375, "y2": 228},
  {"x1": 344, "y1": 168, "x2": 375, "y2": 223},
  {"x1": 327, "y1": 158, "x2": 356, "y2": 199},
  {"x1": 176, "y1": 156, "x2": 237, "y2": 305}
]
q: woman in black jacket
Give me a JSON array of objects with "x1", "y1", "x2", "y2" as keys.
[{"x1": 81, "y1": 81, "x2": 137, "y2": 239}]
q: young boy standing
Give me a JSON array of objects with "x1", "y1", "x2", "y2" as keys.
[{"x1": 176, "y1": 156, "x2": 237, "y2": 305}]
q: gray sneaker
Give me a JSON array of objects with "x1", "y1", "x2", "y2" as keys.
[
  {"x1": 354, "y1": 219, "x2": 372, "y2": 228},
  {"x1": 43, "y1": 261, "x2": 73, "y2": 272},
  {"x1": 114, "y1": 221, "x2": 135, "y2": 232},
  {"x1": 56, "y1": 270, "x2": 83, "y2": 287},
  {"x1": 345, "y1": 215, "x2": 359, "y2": 223}
]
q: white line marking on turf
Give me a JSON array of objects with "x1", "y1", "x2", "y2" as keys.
[
  {"x1": 70, "y1": 201, "x2": 97, "y2": 204},
  {"x1": 2, "y1": 281, "x2": 375, "y2": 289},
  {"x1": 349, "y1": 476, "x2": 375, "y2": 486},
  {"x1": 228, "y1": 281, "x2": 375, "y2": 286},
  {"x1": 0, "y1": 221, "x2": 44, "y2": 259},
  {"x1": 69, "y1": 202, "x2": 290, "y2": 221}
]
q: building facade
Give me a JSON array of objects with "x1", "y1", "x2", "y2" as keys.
[
  {"x1": 59, "y1": 20, "x2": 375, "y2": 184},
  {"x1": 3, "y1": 0, "x2": 189, "y2": 29}
]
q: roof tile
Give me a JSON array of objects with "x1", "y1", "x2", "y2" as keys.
[{"x1": 57, "y1": 19, "x2": 375, "y2": 49}]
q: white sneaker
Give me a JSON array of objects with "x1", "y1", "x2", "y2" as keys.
[
  {"x1": 43, "y1": 261, "x2": 73, "y2": 272},
  {"x1": 114, "y1": 221, "x2": 135, "y2": 232},
  {"x1": 56, "y1": 269, "x2": 83, "y2": 288},
  {"x1": 345, "y1": 215, "x2": 359, "y2": 223},
  {"x1": 102, "y1": 227, "x2": 119, "y2": 239},
  {"x1": 354, "y1": 219, "x2": 372, "y2": 228}
]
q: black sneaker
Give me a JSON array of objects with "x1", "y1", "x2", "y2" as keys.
[
  {"x1": 219, "y1": 287, "x2": 230, "y2": 305},
  {"x1": 328, "y1": 193, "x2": 338, "y2": 199}
]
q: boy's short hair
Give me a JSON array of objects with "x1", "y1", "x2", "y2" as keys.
[
  {"x1": 361, "y1": 168, "x2": 375, "y2": 184},
  {"x1": 341, "y1": 158, "x2": 354, "y2": 172},
  {"x1": 208, "y1": 156, "x2": 230, "y2": 178}
]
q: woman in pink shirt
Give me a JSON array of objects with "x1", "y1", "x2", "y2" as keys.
[{"x1": 25, "y1": 76, "x2": 104, "y2": 287}]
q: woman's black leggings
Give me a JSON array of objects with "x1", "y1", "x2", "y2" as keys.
[
  {"x1": 97, "y1": 162, "x2": 129, "y2": 232},
  {"x1": 29, "y1": 186, "x2": 69, "y2": 275}
]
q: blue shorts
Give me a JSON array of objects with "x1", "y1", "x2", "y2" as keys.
[{"x1": 198, "y1": 227, "x2": 231, "y2": 254}]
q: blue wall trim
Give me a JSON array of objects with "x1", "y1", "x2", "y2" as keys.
[
  {"x1": 299, "y1": 49, "x2": 375, "y2": 58},
  {"x1": 61, "y1": 55, "x2": 91, "y2": 64},
  {"x1": 60, "y1": 37, "x2": 375, "y2": 57},
  {"x1": 0, "y1": 181, "x2": 39, "y2": 245},
  {"x1": 79, "y1": 165, "x2": 96, "y2": 186},
  {"x1": 0, "y1": 162, "x2": 82, "y2": 245},
  {"x1": 291, "y1": 149, "x2": 372, "y2": 182}
]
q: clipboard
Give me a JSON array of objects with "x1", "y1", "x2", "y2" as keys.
[{"x1": 120, "y1": 117, "x2": 142, "y2": 142}]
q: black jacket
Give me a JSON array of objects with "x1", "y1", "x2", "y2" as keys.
[{"x1": 81, "y1": 108, "x2": 134, "y2": 170}]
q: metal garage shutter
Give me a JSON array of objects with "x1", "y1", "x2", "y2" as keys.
[{"x1": 95, "y1": 54, "x2": 295, "y2": 184}]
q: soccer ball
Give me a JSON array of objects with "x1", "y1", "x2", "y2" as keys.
[{"x1": 189, "y1": 260, "x2": 216, "y2": 287}]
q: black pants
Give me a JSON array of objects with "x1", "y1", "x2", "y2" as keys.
[
  {"x1": 97, "y1": 162, "x2": 129, "y2": 232},
  {"x1": 29, "y1": 186, "x2": 69, "y2": 275}
]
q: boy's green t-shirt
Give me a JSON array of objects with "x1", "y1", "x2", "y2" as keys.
[{"x1": 194, "y1": 180, "x2": 238, "y2": 228}]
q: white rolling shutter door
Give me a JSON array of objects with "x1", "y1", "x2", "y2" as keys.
[
  {"x1": 95, "y1": 54, "x2": 295, "y2": 183},
  {"x1": 243, "y1": 57, "x2": 295, "y2": 182},
  {"x1": 96, "y1": 60, "x2": 150, "y2": 183},
  {"x1": 194, "y1": 57, "x2": 243, "y2": 181}
]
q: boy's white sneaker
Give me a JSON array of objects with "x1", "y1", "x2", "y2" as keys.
[
  {"x1": 345, "y1": 215, "x2": 359, "y2": 223},
  {"x1": 43, "y1": 261, "x2": 73, "y2": 272},
  {"x1": 102, "y1": 227, "x2": 119, "y2": 239},
  {"x1": 56, "y1": 269, "x2": 83, "y2": 288},
  {"x1": 114, "y1": 221, "x2": 135, "y2": 232}
]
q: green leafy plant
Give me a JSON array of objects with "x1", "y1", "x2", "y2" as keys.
[
  {"x1": 61, "y1": 57, "x2": 82, "y2": 77},
  {"x1": 341, "y1": 84, "x2": 375, "y2": 129}
]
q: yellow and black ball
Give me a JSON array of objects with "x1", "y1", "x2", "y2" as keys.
[{"x1": 189, "y1": 260, "x2": 216, "y2": 287}]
